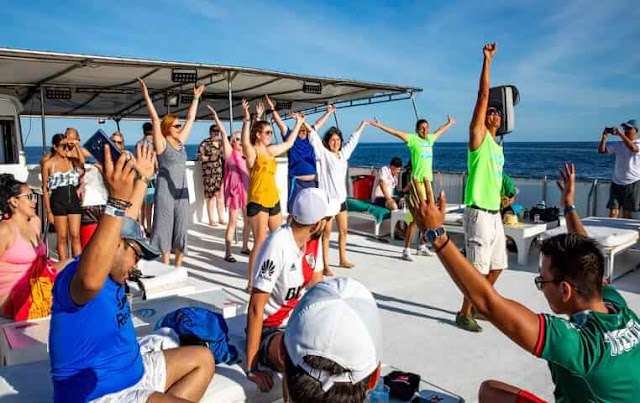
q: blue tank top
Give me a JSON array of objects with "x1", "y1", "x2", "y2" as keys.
[{"x1": 286, "y1": 129, "x2": 317, "y2": 178}]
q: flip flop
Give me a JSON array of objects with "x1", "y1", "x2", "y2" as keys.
[
  {"x1": 240, "y1": 249, "x2": 251, "y2": 255},
  {"x1": 224, "y1": 255, "x2": 237, "y2": 263}
]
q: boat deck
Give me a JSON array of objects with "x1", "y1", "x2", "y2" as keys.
[{"x1": 179, "y1": 220, "x2": 640, "y2": 402}]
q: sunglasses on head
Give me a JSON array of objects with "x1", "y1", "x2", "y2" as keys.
[{"x1": 16, "y1": 192, "x2": 36, "y2": 202}]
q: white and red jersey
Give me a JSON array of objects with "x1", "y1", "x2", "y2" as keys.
[{"x1": 253, "y1": 225, "x2": 323, "y2": 328}]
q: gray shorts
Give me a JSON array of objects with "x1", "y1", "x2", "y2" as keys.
[
  {"x1": 258, "y1": 327, "x2": 285, "y2": 371},
  {"x1": 464, "y1": 207, "x2": 508, "y2": 275},
  {"x1": 607, "y1": 181, "x2": 640, "y2": 212},
  {"x1": 91, "y1": 351, "x2": 166, "y2": 403}
]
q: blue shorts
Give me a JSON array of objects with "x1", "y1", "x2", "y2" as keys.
[{"x1": 287, "y1": 178, "x2": 318, "y2": 213}]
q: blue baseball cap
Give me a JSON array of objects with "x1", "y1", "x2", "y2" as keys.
[
  {"x1": 621, "y1": 120, "x2": 637, "y2": 130},
  {"x1": 120, "y1": 216, "x2": 160, "y2": 260}
]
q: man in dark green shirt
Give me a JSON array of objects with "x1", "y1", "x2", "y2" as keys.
[{"x1": 407, "y1": 160, "x2": 640, "y2": 402}]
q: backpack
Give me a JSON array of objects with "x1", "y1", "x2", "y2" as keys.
[{"x1": 157, "y1": 307, "x2": 239, "y2": 364}]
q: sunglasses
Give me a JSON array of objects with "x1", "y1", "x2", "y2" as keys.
[
  {"x1": 534, "y1": 275, "x2": 580, "y2": 293},
  {"x1": 263, "y1": 130, "x2": 273, "y2": 135},
  {"x1": 113, "y1": 140, "x2": 123, "y2": 145},
  {"x1": 487, "y1": 109, "x2": 501, "y2": 116},
  {"x1": 16, "y1": 192, "x2": 36, "y2": 202},
  {"x1": 172, "y1": 124, "x2": 182, "y2": 129},
  {"x1": 124, "y1": 239, "x2": 143, "y2": 263},
  {"x1": 231, "y1": 137, "x2": 241, "y2": 142},
  {"x1": 60, "y1": 144, "x2": 75, "y2": 151}
]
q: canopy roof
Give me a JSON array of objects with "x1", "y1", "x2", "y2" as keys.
[{"x1": 0, "y1": 48, "x2": 421, "y2": 121}]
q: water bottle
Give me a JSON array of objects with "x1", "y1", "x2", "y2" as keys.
[{"x1": 367, "y1": 379, "x2": 390, "y2": 403}]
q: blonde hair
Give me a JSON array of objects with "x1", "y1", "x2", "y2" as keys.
[{"x1": 160, "y1": 114, "x2": 179, "y2": 138}]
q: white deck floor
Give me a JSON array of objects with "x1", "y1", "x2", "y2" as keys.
[{"x1": 181, "y1": 220, "x2": 640, "y2": 403}]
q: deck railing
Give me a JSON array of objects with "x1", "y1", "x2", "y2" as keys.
[{"x1": 348, "y1": 166, "x2": 612, "y2": 218}]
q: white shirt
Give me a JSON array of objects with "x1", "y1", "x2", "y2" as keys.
[
  {"x1": 372, "y1": 165, "x2": 397, "y2": 201},
  {"x1": 606, "y1": 140, "x2": 640, "y2": 185},
  {"x1": 253, "y1": 225, "x2": 323, "y2": 328},
  {"x1": 308, "y1": 128, "x2": 363, "y2": 216},
  {"x1": 81, "y1": 165, "x2": 108, "y2": 207}
]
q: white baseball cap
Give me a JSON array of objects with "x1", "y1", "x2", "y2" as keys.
[
  {"x1": 284, "y1": 277, "x2": 382, "y2": 392},
  {"x1": 291, "y1": 187, "x2": 330, "y2": 225}
]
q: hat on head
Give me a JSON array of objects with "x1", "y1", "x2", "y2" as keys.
[
  {"x1": 284, "y1": 277, "x2": 382, "y2": 392},
  {"x1": 120, "y1": 216, "x2": 161, "y2": 260},
  {"x1": 621, "y1": 120, "x2": 637, "y2": 130},
  {"x1": 291, "y1": 187, "x2": 330, "y2": 225}
]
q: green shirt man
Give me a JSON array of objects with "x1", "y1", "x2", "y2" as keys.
[
  {"x1": 464, "y1": 131, "x2": 504, "y2": 211},
  {"x1": 406, "y1": 133, "x2": 437, "y2": 181},
  {"x1": 535, "y1": 285, "x2": 640, "y2": 402}
]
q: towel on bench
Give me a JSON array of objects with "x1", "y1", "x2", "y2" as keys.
[{"x1": 347, "y1": 199, "x2": 391, "y2": 225}]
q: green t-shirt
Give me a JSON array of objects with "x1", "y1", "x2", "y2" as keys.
[
  {"x1": 463, "y1": 132, "x2": 504, "y2": 210},
  {"x1": 536, "y1": 286, "x2": 640, "y2": 402},
  {"x1": 406, "y1": 133, "x2": 437, "y2": 181}
]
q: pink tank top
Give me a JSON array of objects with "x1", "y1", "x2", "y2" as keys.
[{"x1": 0, "y1": 221, "x2": 43, "y2": 297}]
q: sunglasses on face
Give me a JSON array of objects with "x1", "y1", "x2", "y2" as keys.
[
  {"x1": 113, "y1": 140, "x2": 123, "y2": 146},
  {"x1": 263, "y1": 130, "x2": 273, "y2": 135},
  {"x1": 231, "y1": 137, "x2": 241, "y2": 142},
  {"x1": 534, "y1": 275, "x2": 580, "y2": 293},
  {"x1": 124, "y1": 239, "x2": 143, "y2": 263},
  {"x1": 59, "y1": 144, "x2": 74, "y2": 151},
  {"x1": 172, "y1": 124, "x2": 182, "y2": 129},
  {"x1": 16, "y1": 192, "x2": 36, "y2": 202}
]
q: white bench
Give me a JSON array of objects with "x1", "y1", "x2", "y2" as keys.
[
  {"x1": 0, "y1": 292, "x2": 286, "y2": 402},
  {"x1": 541, "y1": 217, "x2": 640, "y2": 281}
]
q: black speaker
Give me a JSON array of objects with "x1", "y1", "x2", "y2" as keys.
[{"x1": 489, "y1": 85, "x2": 520, "y2": 135}]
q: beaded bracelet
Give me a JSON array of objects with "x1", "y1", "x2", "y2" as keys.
[{"x1": 107, "y1": 197, "x2": 132, "y2": 210}]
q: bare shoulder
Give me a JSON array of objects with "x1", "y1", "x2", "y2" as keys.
[
  {"x1": 0, "y1": 221, "x2": 15, "y2": 243},
  {"x1": 40, "y1": 153, "x2": 52, "y2": 168}
]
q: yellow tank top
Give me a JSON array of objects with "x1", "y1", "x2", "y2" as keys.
[{"x1": 248, "y1": 153, "x2": 279, "y2": 207}]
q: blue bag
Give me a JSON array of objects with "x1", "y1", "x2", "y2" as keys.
[{"x1": 157, "y1": 307, "x2": 240, "y2": 365}]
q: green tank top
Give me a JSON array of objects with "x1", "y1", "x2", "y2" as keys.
[{"x1": 463, "y1": 131, "x2": 504, "y2": 211}]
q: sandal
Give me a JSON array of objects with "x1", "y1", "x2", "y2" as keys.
[
  {"x1": 240, "y1": 249, "x2": 251, "y2": 255},
  {"x1": 224, "y1": 255, "x2": 237, "y2": 263}
]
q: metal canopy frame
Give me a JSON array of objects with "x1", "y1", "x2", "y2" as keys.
[{"x1": 0, "y1": 47, "x2": 422, "y2": 151}]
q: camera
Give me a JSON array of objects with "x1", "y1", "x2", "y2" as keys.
[{"x1": 604, "y1": 127, "x2": 617, "y2": 134}]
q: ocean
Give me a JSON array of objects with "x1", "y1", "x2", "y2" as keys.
[{"x1": 25, "y1": 141, "x2": 615, "y2": 180}]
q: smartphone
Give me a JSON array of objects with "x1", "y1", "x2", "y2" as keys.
[{"x1": 84, "y1": 129, "x2": 122, "y2": 167}]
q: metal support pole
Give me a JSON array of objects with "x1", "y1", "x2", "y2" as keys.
[
  {"x1": 39, "y1": 86, "x2": 47, "y2": 154},
  {"x1": 333, "y1": 111, "x2": 339, "y2": 129},
  {"x1": 410, "y1": 93, "x2": 420, "y2": 120},
  {"x1": 227, "y1": 71, "x2": 234, "y2": 135},
  {"x1": 115, "y1": 118, "x2": 121, "y2": 133},
  {"x1": 542, "y1": 175, "x2": 548, "y2": 202}
]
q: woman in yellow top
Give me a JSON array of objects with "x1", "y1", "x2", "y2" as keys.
[{"x1": 241, "y1": 98, "x2": 304, "y2": 290}]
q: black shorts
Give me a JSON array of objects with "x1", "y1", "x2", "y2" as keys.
[
  {"x1": 340, "y1": 201, "x2": 347, "y2": 212},
  {"x1": 607, "y1": 181, "x2": 640, "y2": 212},
  {"x1": 50, "y1": 186, "x2": 82, "y2": 216},
  {"x1": 246, "y1": 201, "x2": 282, "y2": 218}
]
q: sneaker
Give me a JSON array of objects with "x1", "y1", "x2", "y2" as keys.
[
  {"x1": 401, "y1": 249, "x2": 414, "y2": 261},
  {"x1": 417, "y1": 246, "x2": 435, "y2": 256},
  {"x1": 471, "y1": 307, "x2": 486, "y2": 321},
  {"x1": 455, "y1": 312, "x2": 483, "y2": 332}
]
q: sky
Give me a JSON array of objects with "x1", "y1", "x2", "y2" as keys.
[{"x1": 1, "y1": 0, "x2": 639, "y2": 147}]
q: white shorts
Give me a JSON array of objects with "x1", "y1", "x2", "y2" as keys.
[
  {"x1": 464, "y1": 207, "x2": 507, "y2": 275},
  {"x1": 91, "y1": 350, "x2": 167, "y2": 403}
]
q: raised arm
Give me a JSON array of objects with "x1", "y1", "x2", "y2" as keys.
[
  {"x1": 556, "y1": 163, "x2": 587, "y2": 237},
  {"x1": 208, "y1": 106, "x2": 232, "y2": 158},
  {"x1": 138, "y1": 78, "x2": 166, "y2": 155},
  {"x1": 341, "y1": 121, "x2": 367, "y2": 159},
  {"x1": 71, "y1": 141, "x2": 86, "y2": 170},
  {"x1": 240, "y1": 99, "x2": 257, "y2": 168},
  {"x1": 433, "y1": 115, "x2": 456, "y2": 140},
  {"x1": 617, "y1": 128, "x2": 640, "y2": 153},
  {"x1": 304, "y1": 122, "x2": 327, "y2": 156},
  {"x1": 268, "y1": 112, "x2": 304, "y2": 157},
  {"x1": 312, "y1": 105, "x2": 336, "y2": 133},
  {"x1": 40, "y1": 159, "x2": 54, "y2": 225},
  {"x1": 70, "y1": 146, "x2": 136, "y2": 305},
  {"x1": 368, "y1": 120, "x2": 409, "y2": 142},
  {"x1": 469, "y1": 43, "x2": 497, "y2": 151},
  {"x1": 598, "y1": 129, "x2": 609, "y2": 154},
  {"x1": 264, "y1": 95, "x2": 288, "y2": 137},
  {"x1": 408, "y1": 178, "x2": 540, "y2": 353},
  {"x1": 178, "y1": 84, "x2": 205, "y2": 144}
]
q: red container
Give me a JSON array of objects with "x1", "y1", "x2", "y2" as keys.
[{"x1": 352, "y1": 175, "x2": 376, "y2": 201}]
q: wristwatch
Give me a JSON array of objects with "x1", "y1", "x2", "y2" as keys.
[
  {"x1": 423, "y1": 227, "x2": 446, "y2": 244},
  {"x1": 564, "y1": 204, "x2": 576, "y2": 214}
]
